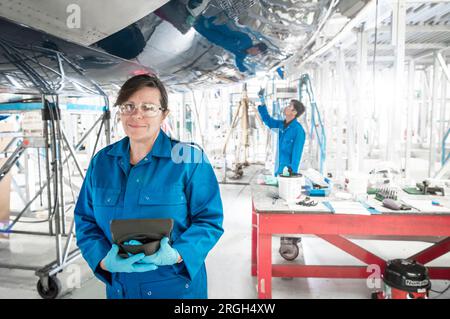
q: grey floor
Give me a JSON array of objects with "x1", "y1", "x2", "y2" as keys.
[{"x1": 1, "y1": 168, "x2": 450, "y2": 299}]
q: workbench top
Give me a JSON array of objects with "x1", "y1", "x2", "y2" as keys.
[{"x1": 251, "y1": 183, "x2": 450, "y2": 215}]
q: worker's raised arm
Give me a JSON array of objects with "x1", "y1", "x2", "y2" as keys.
[
  {"x1": 257, "y1": 104, "x2": 283, "y2": 129},
  {"x1": 257, "y1": 88, "x2": 282, "y2": 129},
  {"x1": 171, "y1": 146, "x2": 224, "y2": 281},
  {"x1": 290, "y1": 126, "x2": 306, "y2": 173},
  {"x1": 74, "y1": 156, "x2": 113, "y2": 285}
]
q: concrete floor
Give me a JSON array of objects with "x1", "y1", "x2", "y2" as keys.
[{"x1": 1, "y1": 164, "x2": 450, "y2": 299}]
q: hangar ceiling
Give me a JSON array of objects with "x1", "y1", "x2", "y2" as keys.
[{"x1": 0, "y1": 0, "x2": 449, "y2": 94}]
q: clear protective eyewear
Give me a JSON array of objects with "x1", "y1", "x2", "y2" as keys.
[{"x1": 117, "y1": 102, "x2": 164, "y2": 118}]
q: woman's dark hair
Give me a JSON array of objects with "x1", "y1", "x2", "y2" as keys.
[
  {"x1": 291, "y1": 99, "x2": 305, "y2": 118},
  {"x1": 115, "y1": 74, "x2": 169, "y2": 111}
]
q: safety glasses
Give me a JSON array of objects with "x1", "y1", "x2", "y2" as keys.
[{"x1": 116, "y1": 102, "x2": 164, "y2": 118}]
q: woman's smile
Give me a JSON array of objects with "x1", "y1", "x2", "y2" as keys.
[{"x1": 127, "y1": 123, "x2": 147, "y2": 129}]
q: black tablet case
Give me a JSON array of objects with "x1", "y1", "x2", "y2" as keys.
[{"x1": 110, "y1": 218, "x2": 173, "y2": 258}]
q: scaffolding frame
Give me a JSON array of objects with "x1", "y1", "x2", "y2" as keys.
[{"x1": 0, "y1": 37, "x2": 111, "y2": 298}]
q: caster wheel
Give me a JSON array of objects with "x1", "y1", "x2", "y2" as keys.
[
  {"x1": 279, "y1": 243, "x2": 299, "y2": 261},
  {"x1": 37, "y1": 276, "x2": 61, "y2": 299}
]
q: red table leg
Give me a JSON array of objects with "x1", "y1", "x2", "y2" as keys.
[
  {"x1": 427, "y1": 267, "x2": 450, "y2": 279},
  {"x1": 407, "y1": 237, "x2": 450, "y2": 280},
  {"x1": 251, "y1": 203, "x2": 257, "y2": 276},
  {"x1": 408, "y1": 237, "x2": 450, "y2": 265},
  {"x1": 318, "y1": 235, "x2": 386, "y2": 269},
  {"x1": 257, "y1": 221, "x2": 272, "y2": 299}
]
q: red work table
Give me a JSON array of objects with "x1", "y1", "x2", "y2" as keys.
[{"x1": 251, "y1": 184, "x2": 450, "y2": 299}]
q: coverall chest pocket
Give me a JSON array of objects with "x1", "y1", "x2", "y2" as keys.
[
  {"x1": 140, "y1": 276, "x2": 191, "y2": 299},
  {"x1": 138, "y1": 186, "x2": 187, "y2": 206},
  {"x1": 93, "y1": 187, "x2": 121, "y2": 206},
  {"x1": 92, "y1": 188, "x2": 122, "y2": 234}
]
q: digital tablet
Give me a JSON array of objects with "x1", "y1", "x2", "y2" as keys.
[{"x1": 110, "y1": 218, "x2": 173, "y2": 258}]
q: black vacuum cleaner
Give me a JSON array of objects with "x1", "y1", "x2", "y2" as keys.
[{"x1": 373, "y1": 259, "x2": 431, "y2": 299}]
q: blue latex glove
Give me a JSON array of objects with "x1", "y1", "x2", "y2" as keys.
[
  {"x1": 282, "y1": 166, "x2": 291, "y2": 177},
  {"x1": 103, "y1": 244, "x2": 158, "y2": 273},
  {"x1": 258, "y1": 88, "x2": 265, "y2": 105},
  {"x1": 139, "y1": 237, "x2": 180, "y2": 266}
]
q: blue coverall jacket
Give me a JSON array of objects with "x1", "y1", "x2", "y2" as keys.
[
  {"x1": 258, "y1": 104, "x2": 306, "y2": 176},
  {"x1": 74, "y1": 130, "x2": 224, "y2": 299},
  {"x1": 193, "y1": 16, "x2": 253, "y2": 73}
]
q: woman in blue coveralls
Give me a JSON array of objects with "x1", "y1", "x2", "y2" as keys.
[{"x1": 74, "y1": 74, "x2": 224, "y2": 299}]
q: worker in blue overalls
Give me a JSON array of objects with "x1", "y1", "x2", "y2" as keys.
[
  {"x1": 257, "y1": 88, "x2": 306, "y2": 260},
  {"x1": 257, "y1": 89, "x2": 306, "y2": 176},
  {"x1": 74, "y1": 74, "x2": 224, "y2": 299},
  {"x1": 193, "y1": 15, "x2": 268, "y2": 74}
]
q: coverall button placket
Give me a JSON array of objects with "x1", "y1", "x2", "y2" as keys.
[
  {"x1": 134, "y1": 156, "x2": 152, "y2": 169},
  {"x1": 114, "y1": 283, "x2": 123, "y2": 297},
  {"x1": 123, "y1": 167, "x2": 138, "y2": 210},
  {"x1": 117, "y1": 157, "x2": 129, "y2": 177},
  {"x1": 122, "y1": 156, "x2": 153, "y2": 210}
]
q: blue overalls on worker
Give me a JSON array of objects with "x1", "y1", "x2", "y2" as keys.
[
  {"x1": 193, "y1": 15, "x2": 266, "y2": 74},
  {"x1": 257, "y1": 100, "x2": 306, "y2": 176}
]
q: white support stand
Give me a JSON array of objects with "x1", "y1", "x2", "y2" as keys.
[
  {"x1": 390, "y1": 0, "x2": 406, "y2": 162},
  {"x1": 429, "y1": 52, "x2": 441, "y2": 177},
  {"x1": 356, "y1": 27, "x2": 368, "y2": 173},
  {"x1": 405, "y1": 60, "x2": 415, "y2": 178}
]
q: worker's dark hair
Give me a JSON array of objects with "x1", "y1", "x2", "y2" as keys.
[
  {"x1": 115, "y1": 74, "x2": 169, "y2": 111},
  {"x1": 291, "y1": 99, "x2": 305, "y2": 118},
  {"x1": 254, "y1": 42, "x2": 268, "y2": 53}
]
